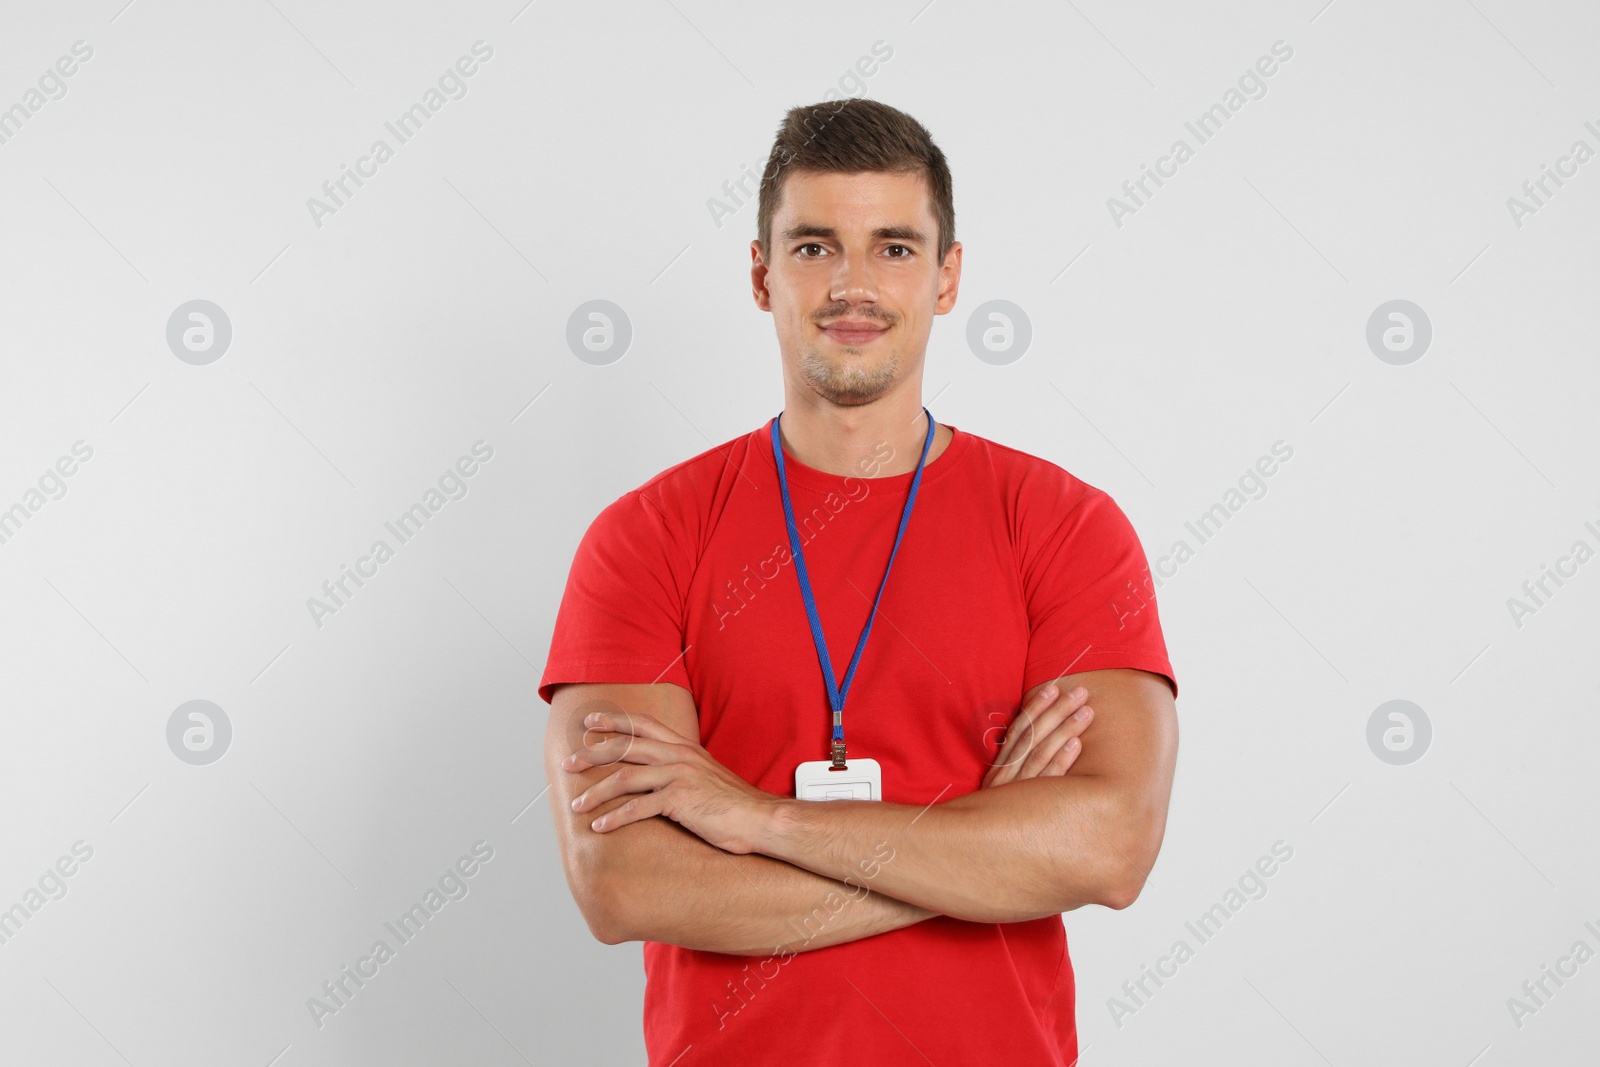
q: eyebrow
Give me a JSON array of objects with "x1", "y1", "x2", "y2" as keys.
[{"x1": 780, "y1": 224, "x2": 928, "y2": 246}]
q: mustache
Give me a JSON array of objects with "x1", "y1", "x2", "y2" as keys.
[{"x1": 812, "y1": 306, "x2": 897, "y2": 325}]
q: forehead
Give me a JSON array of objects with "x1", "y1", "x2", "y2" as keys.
[{"x1": 774, "y1": 169, "x2": 934, "y2": 231}]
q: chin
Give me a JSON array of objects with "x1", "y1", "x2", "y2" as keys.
[
  {"x1": 819, "y1": 387, "x2": 888, "y2": 406},
  {"x1": 810, "y1": 370, "x2": 898, "y2": 406},
  {"x1": 795, "y1": 342, "x2": 900, "y2": 405}
]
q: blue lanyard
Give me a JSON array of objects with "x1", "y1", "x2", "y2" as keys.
[{"x1": 769, "y1": 408, "x2": 935, "y2": 767}]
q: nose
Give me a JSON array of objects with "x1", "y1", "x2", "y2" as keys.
[{"x1": 829, "y1": 247, "x2": 879, "y2": 304}]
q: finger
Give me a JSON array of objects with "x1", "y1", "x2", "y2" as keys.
[
  {"x1": 1016, "y1": 715, "x2": 1090, "y2": 781},
  {"x1": 1015, "y1": 703, "x2": 1093, "y2": 780},
  {"x1": 572, "y1": 764, "x2": 678, "y2": 813},
  {"x1": 1013, "y1": 724, "x2": 1074, "y2": 781},
  {"x1": 1044, "y1": 735, "x2": 1084, "y2": 776},
  {"x1": 572, "y1": 710, "x2": 695, "y2": 770},
  {"x1": 991, "y1": 685, "x2": 1089, "y2": 780},
  {"x1": 1000, "y1": 685, "x2": 1088, "y2": 768},
  {"x1": 988, "y1": 684, "x2": 1063, "y2": 782},
  {"x1": 1015, "y1": 735, "x2": 1083, "y2": 782},
  {"x1": 997, "y1": 699, "x2": 1087, "y2": 786},
  {"x1": 1031, "y1": 685, "x2": 1089, "y2": 733},
  {"x1": 564, "y1": 733, "x2": 678, "y2": 772},
  {"x1": 581, "y1": 708, "x2": 692, "y2": 746},
  {"x1": 590, "y1": 791, "x2": 667, "y2": 833}
]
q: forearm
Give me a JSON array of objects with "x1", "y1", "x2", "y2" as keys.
[
  {"x1": 760, "y1": 776, "x2": 1153, "y2": 923},
  {"x1": 592, "y1": 817, "x2": 934, "y2": 956},
  {"x1": 548, "y1": 685, "x2": 934, "y2": 955}
]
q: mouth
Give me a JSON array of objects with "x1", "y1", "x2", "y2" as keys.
[{"x1": 819, "y1": 320, "x2": 890, "y2": 346}]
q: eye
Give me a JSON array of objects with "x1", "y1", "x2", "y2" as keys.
[
  {"x1": 797, "y1": 243, "x2": 827, "y2": 258},
  {"x1": 885, "y1": 245, "x2": 913, "y2": 259}
]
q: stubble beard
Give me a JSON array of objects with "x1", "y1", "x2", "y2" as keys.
[{"x1": 797, "y1": 340, "x2": 900, "y2": 407}]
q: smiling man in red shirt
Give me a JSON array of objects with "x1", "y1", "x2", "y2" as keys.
[{"x1": 540, "y1": 98, "x2": 1179, "y2": 1065}]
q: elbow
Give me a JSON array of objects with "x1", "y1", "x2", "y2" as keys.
[
  {"x1": 1096, "y1": 809, "x2": 1165, "y2": 911},
  {"x1": 1101, "y1": 875, "x2": 1144, "y2": 911},
  {"x1": 1099, "y1": 841, "x2": 1151, "y2": 910},
  {"x1": 583, "y1": 891, "x2": 630, "y2": 945},
  {"x1": 592, "y1": 918, "x2": 630, "y2": 946},
  {"x1": 1095, "y1": 854, "x2": 1151, "y2": 911},
  {"x1": 566, "y1": 848, "x2": 634, "y2": 945}
]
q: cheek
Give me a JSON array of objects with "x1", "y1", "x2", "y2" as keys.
[
  {"x1": 772, "y1": 284, "x2": 817, "y2": 322},
  {"x1": 889, "y1": 312, "x2": 918, "y2": 341}
]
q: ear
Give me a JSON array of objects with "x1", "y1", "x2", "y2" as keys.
[
  {"x1": 934, "y1": 240, "x2": 962, "y2": 315},
  {"x1": 751, "y1": 240, "x2": 772, "y2": 312}
]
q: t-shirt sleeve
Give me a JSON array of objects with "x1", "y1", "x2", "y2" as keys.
[
  {"x1": 1018, "y1": 482, "x2": 1178, "y2": 699},
  {"x1": 537, "y1": 490, "x2": 693, "y2": 705}
]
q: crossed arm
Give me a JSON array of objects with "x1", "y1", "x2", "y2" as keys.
[
  {"x1": 543, "y1": 668, "x2": 1177, "y2": 955},
  {"x1": 544, "y1": 681, "x2": 935, "y2": 956}
]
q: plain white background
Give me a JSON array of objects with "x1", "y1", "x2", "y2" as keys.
[{"x1": 1, "y1": 1, "x2": 1596, "y2": 1064}]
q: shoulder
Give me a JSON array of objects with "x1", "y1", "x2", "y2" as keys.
[
  {"x1": 584, "y1": 424, "x2": 762, "y2": 554},
  {"x1": 953, "y1": 429, "x2": 1151, "y2": 576},
  {"x1": 957, "y1": 428, "x2": 1108, "y2": 518},
  {"x1": 640, "y1": 424, "x2": 760, "y2": 500}
]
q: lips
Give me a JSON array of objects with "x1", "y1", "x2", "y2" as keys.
[{"x1": 820, "y1": 320, "x2": 889, "y2": 344}]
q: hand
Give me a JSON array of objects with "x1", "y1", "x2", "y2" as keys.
[
  {"x1": 562, "y1": 708, "x2": 778, "y2": 854},
  {"x1": 980, "y1": 682, "x2": 1094, "y2": 789}
]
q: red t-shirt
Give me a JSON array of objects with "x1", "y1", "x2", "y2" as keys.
[{"x1": 540, "y1": 417, "x2": 1177, "y2": 1066}]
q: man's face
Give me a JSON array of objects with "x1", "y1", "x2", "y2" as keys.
[{"x1": 753, "y1": 169, "x2": 961, "y2": 407}]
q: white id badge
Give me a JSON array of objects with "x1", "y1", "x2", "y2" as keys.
[{"x1": 794, "y1": 758, "x2": 882, "y2": 801}]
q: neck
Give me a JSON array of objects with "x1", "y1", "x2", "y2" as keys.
[{"x1": 777, "y1": 378, "x2": 949, "y2": 477}]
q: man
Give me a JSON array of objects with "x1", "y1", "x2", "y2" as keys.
[{"x1": 540, "y1": 98, "x2": 1179, "y2": 1065}]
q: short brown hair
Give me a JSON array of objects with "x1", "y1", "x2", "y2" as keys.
[{"x1": 756, "y1": 98, "x2": 955, "y2": 267}]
